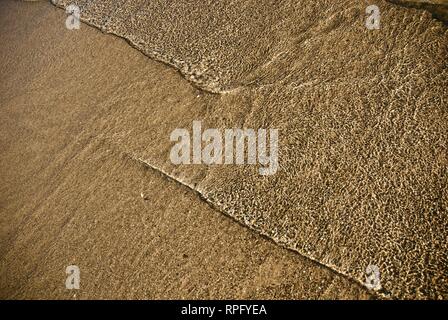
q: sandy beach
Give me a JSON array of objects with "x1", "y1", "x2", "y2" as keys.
[{"x1": 1, "y1": 0, "x2": 447, "y2": 299}]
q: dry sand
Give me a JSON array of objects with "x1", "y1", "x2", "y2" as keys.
[
  {"x1": 0, "y1": 0, "x2": 372, "y2": 299},
  {"x1": 1, "y1": 0, "x2": 447, "y2": 299}
]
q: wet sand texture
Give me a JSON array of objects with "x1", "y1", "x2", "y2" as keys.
[
  {"x1": 0, "y1": 1, "x2": 373, "y2": 299},
  {"x1": 4, "y1": 0, "x2": 448, "y2": 299},
  {"x1": 54, "y1": 0, "x2": 448, "y2": 299},
  {"x1": 389, "y1": 1, "x2": 448, "y2": 25},
  {"x1": 48, "y1": 0, "x2": 448, "y2": 299}
]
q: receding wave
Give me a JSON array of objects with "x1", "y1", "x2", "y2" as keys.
[{"x1": 47, "y1": 0, "x2": 448, "y2": 299}]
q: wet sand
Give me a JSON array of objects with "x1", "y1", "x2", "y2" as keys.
[
  {"x1": 389, "y1": 1, "x2": 448, "y2": 25},
  {"x1": 0, "y1": 0, "x2": 372, "y2": 299},
  {"x1": 1, "y1": 0, "x2": 447, "y2": 299},
  {"x1": 44, "y1": 0, "x2": 448, "y2": 299}
]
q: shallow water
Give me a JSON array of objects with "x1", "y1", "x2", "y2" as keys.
[
  {"x1": 388, "y1": 0, "x2": 448, "y2": 25},
  {"x1": 47, "y1": 0, "x2": 448, "y2": 299}
]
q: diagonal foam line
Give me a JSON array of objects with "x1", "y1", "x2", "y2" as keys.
[
  {"x1": 128, "y1": 154, "x2": 379, "y2": 299},
  {"x1": 43, "y1": 0, "x2": 383, "y2": 298}
]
